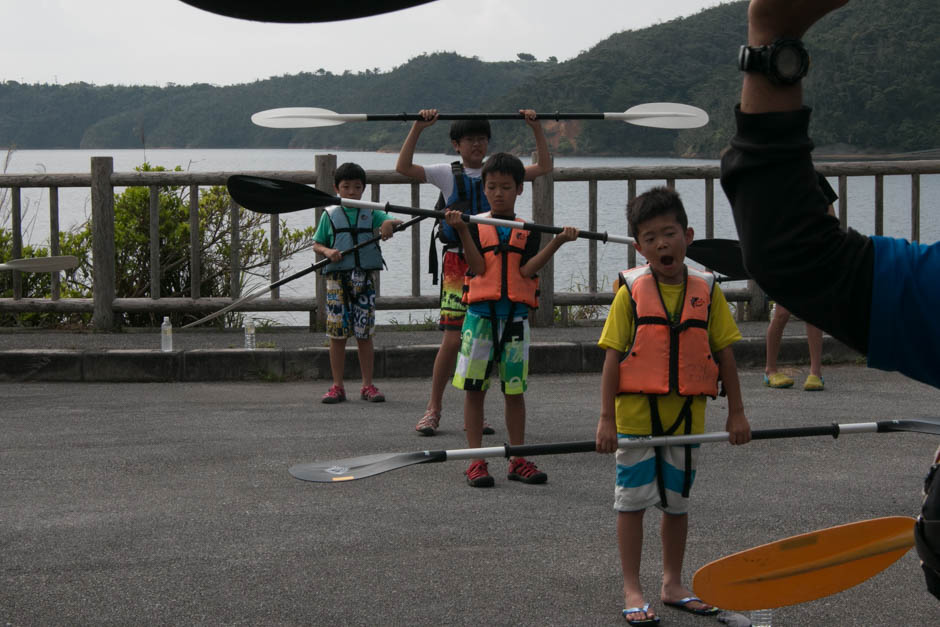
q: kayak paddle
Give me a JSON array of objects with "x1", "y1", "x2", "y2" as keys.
[
  {"x1": 251, "y1": 103, "x2": 709, "y2": 130},
  {"x1": 227, "y1": 175, "x2": 748, "y2": 280},
  {"x1": 289, "y1": 418, "x2": 940, "y2": 483},
  {"x1": 693, "y1": 517, "x2": 915, "y2": 610},
  {"x1": 181, "y1": 215, "x2": 424, "y2": 329},
  {"x1": 0, "y1": 255, "x2": 79, "y2": 272}
]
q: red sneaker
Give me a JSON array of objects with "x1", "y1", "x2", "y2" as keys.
[
  {"x1": 507, "y1": 457, "x2": 547, "y2": 484},
  {"x1": 465, "y1": 460, "x2": 495, "y2": 488},
  {"x1": 360, "y1": 384, "x2": 385, "y2": 402},
  {"x1": 321, "y1": 384, "x2": 346, "y2": 404}
]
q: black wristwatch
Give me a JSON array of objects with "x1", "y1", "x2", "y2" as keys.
[{"x1": 738, "y1": 38, "x2": 810, "y2": 85}]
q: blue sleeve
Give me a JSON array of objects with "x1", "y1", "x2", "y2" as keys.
[{"x1": 868, "y1": 236, "x2": 940, "y2": 389}]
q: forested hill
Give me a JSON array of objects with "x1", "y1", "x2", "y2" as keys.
[{"x1": 0, "y1": 0, "x2": 937, "y2": 157}]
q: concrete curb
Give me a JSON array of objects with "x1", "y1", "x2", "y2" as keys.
[{"x1": 0, "y1": 336, "x2": 861, "y2": 382}]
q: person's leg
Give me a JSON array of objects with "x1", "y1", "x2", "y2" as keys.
[
  {"x1": 427, "y1": 330, "x2": 461, "y2": 414},
  {"x1": 619, "y1": 510, "x2": 655, "y2": 622},
  {"x1": 765, "y1": 304, "x2": 791, "y2": 375},
  {"x1": 464, "y1": 389, "x2": 486, "y2": 448},
  {"x1": 806, "y1": 322, "x2": 823, "y2": 376},
  {"x1": 356, "y1": 337, "x2": 374, "y2": 386},
  {"x1": 328, "y1": 337, "x2": 347, "y2": 388},
  {"x1": 659, "y1": 512, "x2": 712, "y2": 612},
  {"x1": 323, "y1": 271, "x2": 352, "y2": 401},
  {"x1": 504, "y1": 394, "x2": 525, "y2": 445},
  {"x1": 417, "y1": 250, "x2": 468, "y2": 433}
]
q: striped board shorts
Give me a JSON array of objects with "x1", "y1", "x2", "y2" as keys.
[
  {"x1": 614, "y1": 436, "x2": 699, "y2": 515},
  {"x1": 452, "y1": 310, "x2": 529, "y2": 395}
]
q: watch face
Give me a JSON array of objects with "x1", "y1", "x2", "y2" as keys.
[{"x1": 774, "y1": 46, "x2": 804, "y2": 80}]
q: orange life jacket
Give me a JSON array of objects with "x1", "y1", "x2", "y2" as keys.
[
  {"x1": 462, "y1": 216, "x2": 539, "y2": 308},
  {"x1": 617, "y1": 265, "x2": 719, "y2": 397}
]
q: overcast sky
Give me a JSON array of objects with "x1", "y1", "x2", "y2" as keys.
[{"x1": 0, "y1": 0, "x2": 730, "y2": 87}]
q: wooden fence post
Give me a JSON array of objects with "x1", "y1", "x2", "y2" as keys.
[
  {"x1": 531, "y1": 152, "x2": 554, "y2": 327},
  {"x1": 313, "y1": 154, "x2": 337, "y2": 331},
  {"x1": 91, "y1": 157, "x2": 115, "y2": 329}
]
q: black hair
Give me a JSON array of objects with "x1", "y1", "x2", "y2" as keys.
[
  {"x1": 334, "y1": 162, "x2": 367, "y2": 187},
  {"x1": 449, "y1": 119, "x2": 491, "y2": 142},
  {"x1": 626, "y1": 186, "x2": 689, "y2": 238},
  {"x1": 481, "y1": 152, "x2": 525, "y2": 185}
]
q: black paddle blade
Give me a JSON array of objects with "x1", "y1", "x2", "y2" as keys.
[
  {"x1": 687, "y1": 238, "x2": 749, "y2": 281},
  {"x1": 289, "y1": 450, "x2": 446, "y2": 483},
  {"x1": 227, "y1": 175, "x2": 335, "y2": 214},
  {"x1": 877, "y1": 418, "x2": 940, "y2": 435},
  {"x1": 180, "y1": 1, "x2": 434, "y2": 23}
]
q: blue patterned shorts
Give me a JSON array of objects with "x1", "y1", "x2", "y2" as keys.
[{"x1": 324, "y1": 269, "x2": 376, "y2": 340}]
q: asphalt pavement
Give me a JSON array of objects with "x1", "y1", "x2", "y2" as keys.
[{"x1": 3, "y1": 365, "x2": 940, "y2": 625}]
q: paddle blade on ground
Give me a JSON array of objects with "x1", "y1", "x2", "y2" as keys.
[
  {"x1": 693, "y1": 516, "x2": 915, "y2": 610},
  {"x1": 289, "y1": 450, "x2": 446, "y2": 482}
]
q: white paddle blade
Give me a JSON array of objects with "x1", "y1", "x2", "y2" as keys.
[
  {"x1": 611, "y1": 102, "x2": 709, "y2": 129},
  {"x1": 0, "y1": 255, "x2": 79, "y2": 272},
  {"x1": 251, "y1": 107, "x2": 366, "y2": 128}
]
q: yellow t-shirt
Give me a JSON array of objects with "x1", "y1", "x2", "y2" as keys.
[{"x1": 598, "y1": 277, "x2": 741, "y2": 435}]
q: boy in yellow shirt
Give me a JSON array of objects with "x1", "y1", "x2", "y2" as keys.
[{"x1": 594, "y1": 187, "x2": 751, "y2": 625}]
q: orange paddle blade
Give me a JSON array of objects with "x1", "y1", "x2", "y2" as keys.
[{"x1": 693, "y1": 516, "x2": 915, "y2": 610}]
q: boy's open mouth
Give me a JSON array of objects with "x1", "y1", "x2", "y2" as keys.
[{"x1": 660, "y1": 255, "x2": 675, "y2": 266}]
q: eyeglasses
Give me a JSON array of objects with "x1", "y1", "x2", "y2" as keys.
[{"x1": 461, "y1": 136, "x2": 489, "y2": 145}]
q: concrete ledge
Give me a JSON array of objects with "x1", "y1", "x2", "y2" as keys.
[
  {"x1": 582, "y1": 343, "x2": 606, "y2": 372},
  {"x1": 530, "y1": 342, "x2": 582, "y2": 374},
  {"x1": 384, "y1": 344, "x2": 440, "y2": 378},
  {"x1": 83, "y1": 350, "x2": 181, "y2": 382},
  {"x1": 0, "y1": 334, "x2": 863, "y2": 382},
  {"x1": 0, "y1": 349, "x2": 83, "y2": 382},
  {"x1": 184, "y1": 349, "x2": 284, "y2": 381}
]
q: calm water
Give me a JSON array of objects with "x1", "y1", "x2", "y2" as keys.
[{"x1": 3, "y1": 148, "x2": 938, "y2": 325}]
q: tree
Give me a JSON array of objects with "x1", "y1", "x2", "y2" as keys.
[{"x1": 516, "y1": 52, "x2": 536, "y2": 62}]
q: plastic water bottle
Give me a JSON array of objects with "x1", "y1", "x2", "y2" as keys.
[
  {"x1": 244, "y1": 317, "x2": 256, "y2": 350},
  {"x1": 160, "y1": 316, "x2": 173, "y2": 352},
  {"x1": 750, "y1": 609, "x2": 773, "y2": 626}
]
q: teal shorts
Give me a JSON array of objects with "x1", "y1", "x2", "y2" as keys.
[{"x1": 452, "y1": 310, "x2": 529, "y2": 395}]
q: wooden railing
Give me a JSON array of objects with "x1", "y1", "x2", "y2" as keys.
[{"x1": 1, "y1": 155, "x2": 938, "y2": 330}]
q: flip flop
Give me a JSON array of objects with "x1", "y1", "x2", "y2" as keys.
[
  {"x1": 663, "y1": 595, "x2": 720, "y2": 616},
  {"x1": 622, "y1": 602, "x2": 660, "y2": 625}
]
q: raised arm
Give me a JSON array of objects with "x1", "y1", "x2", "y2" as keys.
[
  {"x1": 394, "y1": 109, "x2": 438, "y2": 182},
  {"x1": 520, "y1": 109, "x2": 552, "y2": 181},
  {"x1": 740, "y1": 0, "x2": 848, "y2": 113}
]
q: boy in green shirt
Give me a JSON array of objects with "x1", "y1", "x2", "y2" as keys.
[{"x1": 312, "y1": 162, "x2": 401, "y2": 404}]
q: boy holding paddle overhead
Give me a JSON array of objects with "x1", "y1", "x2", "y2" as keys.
[
  {"x1": 595, "y1": 187, "x2": 750, "y2": 624},
  {"x1": 311, "y1": 162, "x2": 402, "y2": 404},
  {"x1": 396, "y1": 108, "x2": 551, "y2": 437},
  {"x1": 444, "y1": 152, "x2": 578, "y2": 487}
]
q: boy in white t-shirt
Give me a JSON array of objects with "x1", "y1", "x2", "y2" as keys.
[{"x1": 395, "y1": 109, "x2": 551, "y2": 436}]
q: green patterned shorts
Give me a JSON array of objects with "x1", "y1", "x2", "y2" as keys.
[{"x1": 452, "y1": 310, "x2": 529, "y2": 395}]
